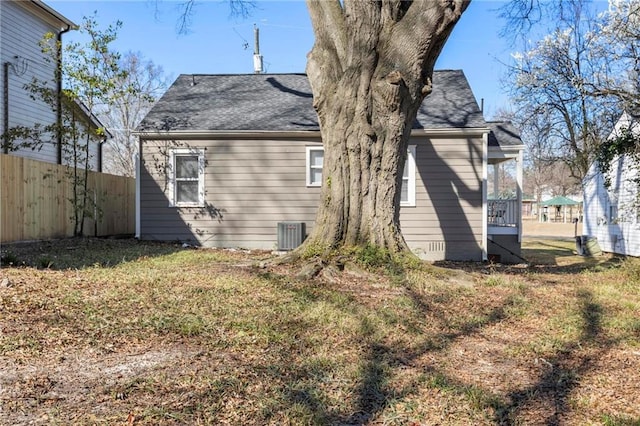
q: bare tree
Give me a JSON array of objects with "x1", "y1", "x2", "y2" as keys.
[
  {"x1": 505, "y1": 1, "x2": 620, "y2": 183},
  {"x1": 101, "y1": 52, "x2": 169, "y2": 177},
  {"x1": 516, "y1": 111, "x2": 559, "y2": 201},
  {"x1": 494, "y1": 106, "x2": 579, "y2": 203},
  {"x1": 591, "y1": 0, "x2": 640, "y2": 112}
]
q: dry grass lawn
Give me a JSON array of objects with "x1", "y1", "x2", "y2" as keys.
[{"x1": 0, "y1": 237, "x2": 639, "y2": 425}]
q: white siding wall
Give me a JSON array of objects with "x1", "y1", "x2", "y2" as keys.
[
  {"x1": 584, "y1": 112, "x2": 640, "y2": 257},
  {"x1": 583, "y1": 157, "x2": 640, "y2": 257},
  {"x1": 583, "y1": 163, "x2": 605, "y2": 238}
]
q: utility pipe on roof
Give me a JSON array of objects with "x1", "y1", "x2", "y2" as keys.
[{"x1": 253, "y1": 25, "x2": 263, "y2": 74}]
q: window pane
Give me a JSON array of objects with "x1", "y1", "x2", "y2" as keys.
[
  {"x1": 403, "y1": 160, "x2": 409, "y2": 178},
  {"x1": 310, "y1": 150, "x2": 324, "y2": 167},
  {"x1": 176, "y1": 156, "x2": 198, "y2": 179},
  {"x1": 401, "y1": 179, "x2": 408, "y2": 202},
  {"x1": 177, "y1": 181, "x2": 199, "y2": 203},
  {"x1": 311, "y1": 168, "x2": 323, "y2": 185}
]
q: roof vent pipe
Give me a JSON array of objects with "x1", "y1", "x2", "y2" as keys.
[{"x1": 253, "y1": 24, "x2": 263, "y2": 74}]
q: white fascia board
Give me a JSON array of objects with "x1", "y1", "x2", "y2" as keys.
[
  {"x1": 135, "y1": 130, "x2": 323, "y2": 140},
  {"x1": 136, "y1": 127, "x2": 491, "y2": 140},
  {"x1": 410, "y1": 127, "x2": 490, "y2": 137}
]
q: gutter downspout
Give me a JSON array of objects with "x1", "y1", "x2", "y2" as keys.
[
  {"x1": 56, "y1": 24, "x2": 72, "y2": 164},
  {"x1": 516, "y1": 149, "x2": 524, "y2": 244},
  {"x1": 97, "y1": 137, "x2": 104, "y2": 172},
  {"x1": 135, "y1": 143, "x2": 141, "y2": 239},
  {"x1": 2, "y1": 62, "x2": 9, "y2": 154},
  {"x1": 482, "y1": 131, "x2": 489, "y2": 262}
]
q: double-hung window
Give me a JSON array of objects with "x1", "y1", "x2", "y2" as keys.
[
  {"x1": 305, "y1": 145, "x2": 416, "y2": 207},
  {"x1": 306, "y1": 146, "x2": 324, "y2": 187},
  {"x1": 169, "y1": 148, "x2": 205, "y2": 207}
]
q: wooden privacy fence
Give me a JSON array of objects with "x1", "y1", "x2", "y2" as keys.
[{"x1": 1, "y1": 154, "x2": 135, "y2": 243}]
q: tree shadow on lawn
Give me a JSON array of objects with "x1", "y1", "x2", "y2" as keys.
[
  {"x1": 0, "y1": 237, "x2": 187, "y2": 270},
  {"x1": 255, "y1": 270, "x2": 521, "y2": 424},
  {"x1": 521, "y1": 238, "x2": 625, "y2": 276},
  {"x1": 492, "y1": 288, "x2": 616, "y2": 425},
  {"x1": 445, "y1": 238, "x2": 627, "y2": 277},
  {"x1": 254, "y1": 265, "x2": 625, "y2": 425}
]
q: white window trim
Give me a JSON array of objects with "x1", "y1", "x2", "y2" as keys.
[
  {"x1": 168, "y1": 148, "x2": 205, "y2": 207},
  {"x1": 305, "y1": 145, "x2": 416, "y2": 206},
  {"x1": 401, "y1": 145, "x2": 417, "y2": 207},
  {"x1": 306, "y1": 146, "x2": 324, "y2": 187}
]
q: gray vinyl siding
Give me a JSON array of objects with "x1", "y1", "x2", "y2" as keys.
[
  {"x1": 140, "y1": 138, "x2": 323, "y2": 249},
  {"x1": 401, "y1": 135, "x2": 483, "y2": 261},
  {"x1": 140, "y1": 134, "x2": 484, "y2": 261},
  {"x1": 1, "y1": 1, "x2": 58, "y2": 163}
]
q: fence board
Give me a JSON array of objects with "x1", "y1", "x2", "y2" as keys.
[{"x1": 1, "y1": 154, "x2": 135, "y2": 243}]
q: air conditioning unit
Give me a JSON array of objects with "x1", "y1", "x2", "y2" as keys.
[{"x1": 277, "y1": 222, "x2": 306, "y2": 251}]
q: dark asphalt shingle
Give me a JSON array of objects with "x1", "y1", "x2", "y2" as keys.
[
  {"x1": 487, "y1": 121, "x2": 525, "y2": 147},
  {"x1": 138, "y1": 70, "x2": 487, "y2": 132}
]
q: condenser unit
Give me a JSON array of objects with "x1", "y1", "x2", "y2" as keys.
[{"x1": 277, "y1": 222, "x2": 306, "y2": 251}]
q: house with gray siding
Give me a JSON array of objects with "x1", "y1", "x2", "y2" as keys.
[
  {"x1": 136, "y1": 70, "x2": 525, "y2": 262},
  {"x1": 1, "y1": 0, "x2": 104, "y2": 170}
]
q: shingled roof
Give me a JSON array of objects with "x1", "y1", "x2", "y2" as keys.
[
  {"x1": 487, "y1": 121, "x2": 525, "y2": 148},
  {"x1": 138, "y1": 70, "x2": 486, "y2": 133}
]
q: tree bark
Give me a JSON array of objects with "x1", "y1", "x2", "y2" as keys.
[{"x1": 301, "y1": 0, "x2": 469, "y2": 256}]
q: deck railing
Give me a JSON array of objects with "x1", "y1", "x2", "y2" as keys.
[{"x1": 488, "y1": 199, "x2": 519, "y2": 227}]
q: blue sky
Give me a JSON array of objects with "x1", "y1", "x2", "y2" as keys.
[{"x1": 49, "y1": 0, "x2": 517, "y2": 117}]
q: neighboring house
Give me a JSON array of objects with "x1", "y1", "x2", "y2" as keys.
[
  {"x1": 60, "y1": 93, "x2": 111, "y2": 172},
  {"x1": 521, "y1": 195, "x2": 537, "y2": 218},
  {"x1": 583, "y1": 111, "x2": 640, "y2": 256},
  {"x1": 0, "y1": 0, "x2": 104, "y2": 171},
  {"x1": 136, "y1": 71, "x2": 525, "y2": 262}
]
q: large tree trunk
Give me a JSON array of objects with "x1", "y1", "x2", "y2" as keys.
[{"x1": 301, "y1": 0, "x2": 469, "y2": 256}]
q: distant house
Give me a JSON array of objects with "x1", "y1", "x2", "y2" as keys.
[
  {"x1": 0, "y1": 0, "x2": 105, "y2": 170},
  {"x1": 521, "y1": 195, "x2": 537, "y2": 218},
  {"x1": 583, "y1": 111, "x2": 640, "y2": 256},
  {"x1": 136, "y1": 71, "x2": 525, "y2": 262}
]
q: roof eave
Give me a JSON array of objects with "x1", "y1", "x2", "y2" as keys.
[
  {"x1": 135, "y1": 130, "x2": 323, "y2": 140},
  {"x1": 136, "y1": 127, "x2": 491, "y2": 140},
  {"x1": 410, "y1": 127, "x2": 489, "y2": 137},
  {"x1": 488, "y1": 143, "x2": 526, "y2": 152},
  {"x1": 27, "y1": 0, "x2": 77, "y2": 29}
]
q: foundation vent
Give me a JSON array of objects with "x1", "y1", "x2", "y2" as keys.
[{"x1": 428, "y1": 241, "x2": 446, "y2": 253}]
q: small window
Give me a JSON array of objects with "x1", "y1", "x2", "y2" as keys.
[
  {"x1": 169, "y1": 148, "x2": 205, "y2": 207},
  {"x1": 306, "y1": 146, "x2": 324, "y2": 187},
  {"x1": 306, "y1": 145, "x2": 416, "y2": 207},
  {"x1": 609, "y1": 205, "x2": 618, "y2": 223},
  {"x1": 401, "y1": 145, "x2": 416, "y2": 207}
]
